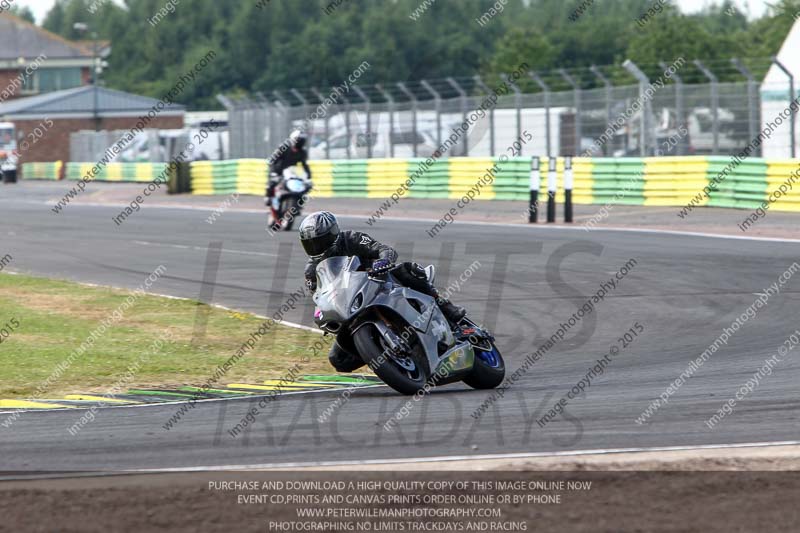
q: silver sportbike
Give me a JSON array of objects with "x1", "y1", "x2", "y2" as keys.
[{"x1": 313, "y1": 256, "x2": 505, "y2": 395}]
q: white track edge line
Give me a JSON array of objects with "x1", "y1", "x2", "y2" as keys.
[
  {"x1": 2, "y1": 271, "x2": 321, "y2": 334},
  {"x1": 130, "y1": 440, "x2": 800, "y2": 472},
  {"x1": 0, "y1": 384, "x2": 387, "y2": 416}
]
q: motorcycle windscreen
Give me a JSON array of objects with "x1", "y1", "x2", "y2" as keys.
[
  {"x1": 315, "y1": 256, "x2": 360, "y2": 290},
  {"x1": 314, "y1": 256, "x2": 367, "y2": 322}
]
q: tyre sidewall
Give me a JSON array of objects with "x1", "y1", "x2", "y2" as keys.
[
  {"x1": 463, "y1": 344, "x2": 506, "y2": 389},
  {"x1": 353, "y1": 322, "x2": 429, "y2": 396}
]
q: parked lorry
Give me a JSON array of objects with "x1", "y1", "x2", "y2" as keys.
[{"x1": 0, "y1": 122, "x2": 18, "y2": 183}]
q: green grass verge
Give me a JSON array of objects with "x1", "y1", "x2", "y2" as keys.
[{"x1": 0, "y1": 273, "x2": 332, "y2": 399}]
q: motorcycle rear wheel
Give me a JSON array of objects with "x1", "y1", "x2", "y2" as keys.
[{"x1": 354, "y1": 323, "x2": 430, "y2": 395}]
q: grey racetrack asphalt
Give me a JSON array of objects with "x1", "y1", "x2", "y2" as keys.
[{"x1": 1, "y1": 182, "x2": 799, "y2": 472}]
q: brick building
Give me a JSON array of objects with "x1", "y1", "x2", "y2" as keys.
[
  {"x1": 0, "y1": 85, "x2": 185, "y2": 171},
  {"x1": 0, "y1": 13, "x2": 94, "y2": 103}
]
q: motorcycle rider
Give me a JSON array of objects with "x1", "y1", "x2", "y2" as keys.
[
  {"x1": 265, "y1": 129, "x2": 312, "y2": 204},
  {"x1": 299, "y1": 211, "x2": 466, "y2": 373}
]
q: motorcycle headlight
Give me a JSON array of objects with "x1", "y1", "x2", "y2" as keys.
[
  {"x1": 351, "y1": 292, "x2": 364, "y2": 314},
  {"x1": 286, "y1": 178, "x2": 306, "y2": 193}
]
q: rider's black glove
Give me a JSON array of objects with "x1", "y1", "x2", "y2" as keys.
[
  {"x1": 305, "y1": 278, "x2": 317, "y2": 292},
  {"x1": 369, "y1": 259, "x2": 394, "y2": 278}
]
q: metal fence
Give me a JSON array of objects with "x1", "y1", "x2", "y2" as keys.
[
  {"x1": 70, "y1": 129, "x2": 220, "y2": 163},
  {"x1": 220, "y1": 59, "x2": 798, "y2": 161},
  {"x1": 70, "y1": 129, "x2": 170, "y2": 163}
]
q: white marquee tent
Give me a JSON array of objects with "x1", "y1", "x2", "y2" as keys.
[{"x1": 760, "y1": 16, "x2": 800, "y2": 158}]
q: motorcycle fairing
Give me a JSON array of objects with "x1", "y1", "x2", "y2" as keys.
[
  {"x1": 434, "y1": 343, "x2": 475, "y2": 378},
  {"x1": 352, "y1": 284, "x2": 472, "y2": 383},
  {"x1": 313, "y1": 256, "x2": 474, "y2": 383}
]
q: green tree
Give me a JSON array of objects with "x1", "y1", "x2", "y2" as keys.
[
  {"x1": 483, "y1": 28, "x2": 555, "y2": 90},
  {"x1": 625, "y1": 13, "x2": 745, "y2": 83},
  {"x1": 745, "y1": 0, "x2": 800, "y2": 58},
  {"x1": 31, "y1": 0, "x2": 799, "y2": 109},
  {"x1": 7, "y1": 5, "x2": 36, "y2": 23}
]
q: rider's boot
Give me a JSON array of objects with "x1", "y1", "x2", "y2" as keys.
[
  {"x1": 397, "y1": 263, "x2": 467, "y2": 327},
  {"x1": 431, "y1": 288, "x2": 466, "y2": 325},
  {"x1": 265, "y1": 176, "x2": 278, "y2": 206},
  {"x1": 401, "y1": 263, "x2": 466, "y2": 325},
  {"x1": 329, "y1": 340, "x2": 365, "y2": 373}
]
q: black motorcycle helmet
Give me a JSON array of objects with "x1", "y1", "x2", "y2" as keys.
[
  {"x1": 299, "y1": 211, "x2": 340, "y2": 258},
  {"x1": 290, "y1": 130, "x2": 307, "y2": 151}
]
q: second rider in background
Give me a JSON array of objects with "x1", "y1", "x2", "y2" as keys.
[{"x1": 265, "y1": 130, "x2": 313, "y2": 213}]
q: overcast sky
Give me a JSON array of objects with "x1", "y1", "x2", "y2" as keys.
[{"x1": 18, "y1": 0, "x2": 771, "y2": 24}]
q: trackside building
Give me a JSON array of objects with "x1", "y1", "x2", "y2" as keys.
[{"x1": 0, "y1": 86, "x2": 185, "y2": 174}]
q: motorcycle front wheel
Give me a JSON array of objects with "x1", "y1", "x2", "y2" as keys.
[
  {"x1": 354, "y1": 323, "x2": 430, "y2": 395},
  {"x1": 463, "y1": 339, "x2": 506, "y2": 390},
  {"x1": 281, "y1": 197, "x2": 299, "y2": 231}
]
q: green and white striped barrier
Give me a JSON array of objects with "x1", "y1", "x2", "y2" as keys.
[
  {"x1": 22, "y1": 156, "x2": 800, "y2": 213},
  {"x1": 65, "y1": 162, "x2": 169, "y2": 183},
  {"x1": 21, "y1": 161, "x2": 63, "y2": 181}
]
